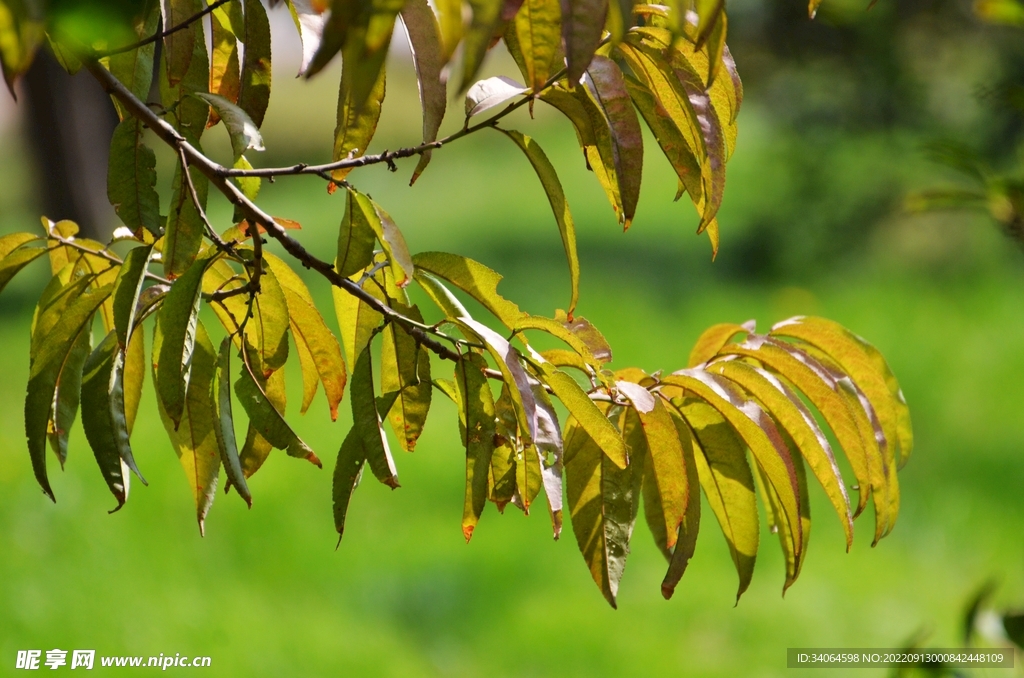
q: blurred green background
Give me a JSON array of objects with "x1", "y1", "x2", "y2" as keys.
[{"x1": 2, "y1": 1, "x2": 1024, "y2": 675}]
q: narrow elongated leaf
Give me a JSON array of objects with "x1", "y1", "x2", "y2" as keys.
[
  {"x1": 565, "y1": 410, "x2": 642, "y2": 608},
  {"x1": 434, "y1": 0, "x2": 462, "y2": 60},
  {"x1": 108, "y1": 124, "x2": 160, "y2": 239},
  {"x1": 401, "y1": 0, "x2": 447, "y2": 184},
  {"x1": 663, "y1": 370, "x2": 803, "y2": 563},
  {"x1": 414, "y1": 270, "x2": 471, "y2": 320},
  {"x1": 155, "y1": 253, "x2": 218, "y2": 428},
  {"x1": 81, "y1": 331, "x2": 145, "y2": 512},
  {"x1": 381, "y1": 304, "x2": 431, "y2": 450},
  {"x1": 538, "y1": 362, "x2": 628, "y2": 468},
  {"x1": 196, "y1": 93, "x2": 266, "y2": 159},
  {"x1": 336, "y1": 188, "x2": 378, "y2": 278},
  {"x1": 237, "y1": 367, "x2": 286, "y2": 478},
  {"x1": 490, "y1": 385, "x2": 520, "y2": 510},
  {"x1": 109, "y1": 2, "x2": 159, "y2": 118},
  {"x1": 512, "y1": 0, "x2": 561, "y2": 92},
  {"x1": 561, "y1": 0, "x2": 608, "y2": 83},
  {"x1": 111, "y1": 245, "x2": 154, "y2": 348},
  {"x1": 333, "y1": 428, "x2": 365, "y2": 541},
  {"x1": 239, "y1": 0, "x2": 272, "y2": 128},
  {"x1": 332, "y1": 61, "x2": 386, "y2": 182},
  {"x1": 304, "y1": 0, "x2": 356, "y2": 78},
  {"x1": 236, "y1": 343, "x2": 320, "y2": 466},
  {"x1": 161, "y1": 0, "x2": 198, "y2": 87},
  {"x1": 368, "y1": 199, "x2": 414, "y2": 288},
  {"x1": 754, "y1": 440, "x2": 811, "y2": 593},
  {"x1": 710, "y1": 359, "x2": 853, "y2": 548},
  {"x1": 155, "y1": 320, "x2": 222, "y2": 534},
  {"x1": 688, "y1": 321, "x2": 751, "y2": 367},
  {"x1": 214, "y1": 337, "x2": 251, "y2": 507},
  {"x1": 461, "y1": 0, "x2": 504, "y2": 90},
  {"x1": 123, "y1": 329, "x2": 146, "y2": 436},
  {"x1": 499, "y1": 129, "x2": 580, "y2": 315},
  {"x1": 287, "y1": 0, "x2": 328, "y2": 76},
  {"x1": 0, "y1": 244, "x2": 47, "y2": 295},
  {"x1": 532, "y1": 376, "x2": 564, "y2": 538},
  {"x1": 160, "y1": 6, "x2": 210, "y2": 136},
  {"x1": 412, "y1": 252, "x2": 525, "y2": 329},
  {"x1": 465, "y1": 76, "x2": 527, "y2": 118},
  {"x1": 351, "y1": 343, "x2": 399, "y2": 487},
  {"x1": 455, "y1": 352, "x2": 496, "y2": 540},
  {"x1": 163, "y1": 149, "x2": 209, "y2": 279},
  {"x1": 209, "y1": 0, "x2": 242, "y2": 124},
  {"x1": 659, "y1": 408, "x2": 702, "y2": 598},
  {"x1": 26, "y1": 284, "x2": 111, "y2": 501},
  {"x1": 515, "y1": 315, "x2": 600, "y2": 369},
  {"x1": 677, "y1": 397, "x2": 758, "y2": 601},
  {"x1": 333, "y1": 267, "x2": 385, "y2": 367},
  {"x1": 283, "y1": 282, "x2": 347, "y2": 420},
  {"x1": 583, "y1": 56, "x2": 644, "y2": 228}
]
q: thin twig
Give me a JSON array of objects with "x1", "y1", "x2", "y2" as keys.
[
  {"x1": 48, "y1": 232, "x2": 171, "y2": 286},
  {"x1": 176, "y1": 144, "x2": 234, "y2": 255},
  {"x1": 95, "y1": 0, "x2": 233, "y2": 58}
]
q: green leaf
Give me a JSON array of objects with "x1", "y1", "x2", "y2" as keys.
[
  {"x1": 564, "y1": 409, "x2": 641, "y2": 609},
  {"x1": 336, "y1": 188, "x2": 378, "y2": 279},
  {"x1": 239, "y1": 0, "x2": 272, "y2": 128},
  {"x1": 677, "y1": 397, "x2": 758, "y2": 601},
  {"x1": 155, "y1": 252, "x2": 218, "y2": 426},
  {"x1": 351, "y1": 342, "x2": 399, "y2": 488},
  {"x1": 461, "y1": 0, "x2": 504, "y2": 90},
  {"x1": 26, "y1": 282, "x2": 111, "y2": 501},
  {"x1": 434, "y1": 0, "x2": 462, "y2": 60},
  {"x1": 498, "y1": 129, "x2": 580, "y2": 316},
  {"x1": 155, "y1": 319, "x2": 222, "y2": 534},
  {"x1": 561, "y1": 0, "x2": 608, "y2": 83},
  {"x1": 490, "y1": 385, "x2": 520, "y2": 510},
  {"x1": 414, "y1": 269, "x2": 470, "y2": 320},
  {"x1": 582, "y1": 55, "x2": 644, "y2": 229},
  {"x1": 401, "y1": 0, "x2": 447, "y2": 184},
  {"x1": 81, "y1": 331, "x2": 147, "y2": 513},
  {"x1": 511, "y1": 0, "x2": 562, "y2": 93},
  {"x1": 455, "y1": 352, "x2": 496, "y2": 541},
  {"x1": 618, "y1": 391, "x2": 688, "y2": 552},
  {"x1": 658, "y1": 409, "x2": 702, "y2": 599},
  {"x1": 333, "y1": 427, "x2": 366, "y2": 542},
  {"x1": 265, "y1": 253, "x2": 348, "y2": 420},
  {"x1": 237, "y1": 368, "x2": 286, "y2": 479},
  {"x1": 412, "y1": 251, "x2": 525, "y2": 329},
  {"x1": 381, "y1": 303, "x2": 432, "y2": 451},
  {"x1": 709, "y1": 359, "x2": 854, "y2": 549},
  {"x1": 662, "y1": 370, "x2": 804, "y2": 565},
  {"x1": 0, "y1": 0, "x2": 44, "y2": 96},
  {"x1": 235, "y1": 342, "x2": 321, "y2": 467},
  {"x1": 367, "y1": 197, "x2": 415, "y2": 288},
  {"x1": 196, "y1": 92, "x2": 266, "y2": 159},
  {"x1": 111, "y1": 244, "x2": 154, "y2": 348},
  {"x1": 209, "y1": 0, "x2": 242, "y2": 119},
  {"x1": 109, "y1": 2, "x2": 160, "y2": 118},
  {"x1": 332, "y1": 60, "x2": 386, "y2": 182},
  {"x1": 0, "y1": 242, "x2": 47, "y2": 295},
  {"x1": 213, "y1": 337, "x2": 251, "y2": 507},
  {"x1": 160, "y1": 0, "x2": 198, "y2": 87},
  {"x1": 123, "y1": 328, "x2": 146, "y2": 436},
  {"x1": 163, "y1": 149, "x2": 209, "y2": 279}
]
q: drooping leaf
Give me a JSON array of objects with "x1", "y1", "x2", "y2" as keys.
[
  {"x1": 333, "y1": 266, "x2": 385, "y2": 367},
  {"x1": 461, "y1": 0, "x2": 504, "y2": 90},
  {"x1": 155, "y1": 319, "x2": 222, "y2": 534},
  {"x1": 490, "y1": 385, "x2": 520, "y2": 510},
  {"x1": 109, "y1": 2, "x2": 160, "y2": 118},
  {"x1": 286, "y1": 0, "x2": 327, "y2": 76},
  {"x1": 351, "y1": 342, "x2": 399, "y2": 488},
  {"x1": 237, "y1": 367, "x2": 286, "y2": 478},
  {"x1": 239, "y1": 0, "x2": 272, "y2": 128},
  {"x1": 160, "y1": 0, "x2": 198, "y2": 87},
  {"x1": 111, "y1": 244, "x2": 154, "y2": 348},
  {"x1": 214, "y1": 337, "x2": 251, "y2": 507},
  {"x1": 208, "y1": 0, "x2": 242, "y2": 125},
  {"x1": 0, "y1": 240, "x2": 47, "y2": 295},
  {"x1": 401, "y1": 0, "x2": 447, "y2": 184},
  {"x1": 332, "y1": 60, "x2": 386, "y2": 183},
  {"x1": 26, "y1": 283, "x2": 111, "y2": 501},
  {"x1": 235, "y1": 342, "x2": 321, "y2": 466},
  {"x1": 123, "y1": 328, "x2": 146, "y2": 436},
  {"x1": 564, "y1": 409, "x2": 642, "y2": 609},
  {"x1": 465, "y1": 75, "x2": 527, "y2": 118},
  {"x1": 0, "y1": 0, "x2": 45, "y2": 96},
  {"x1": 499, "y1": 129, "x2": 580, "y2": 316},
  {"x1": 455, "y1": 352, "x2": 496, "y2": 540},
  {"x1": 561, "y1": 0, "x2": 608, "y2": 84},
  {"x1": 155, "y1": 252, "x2": 218, "y2": 428},
  {"x1": 367, "y1": 198, "x2": 414, "y2": 288},
  {"x1": 414, "y1": 270, "x2": 471, "y2": 320},
  {"x1": 658, "y1": 408, "x2": 702, "y2": 599},
  {"x1": 196, "y1": 92, "x2": 266, "y2": 159},
  {"x1": 159, "y1": 3, "x2": 210, "y2": 136},
  {"x1": 434, "y1": 0, "x2": 462, "y2": 60},
  {"x1": 163, "y1": 147, "x2": 209, "y2": 279},
  {"x1": 687, "y1": 321, "x2": 752, "y2": 367},
  {"x1": 333, "y1": 427, "x2": 365, "y2": 541},
  {"x1": 532, "y1": 375, "x2": 564, "y2": 538},
  {"x1": 381, "y1": 303, "x2": 432, "y2": 450},
  {"x1": 412, "y1": 251, "x2": 525, "y2": 329},
  {"x1": 336, "y1": 188, "x2": 378, "y2": 279},
  {"x1": 677, "y1": 397, "x2": 758, "y2": 601},
  {"x1": 81, "y1": 331, "x2": 146, "y2": 513}
]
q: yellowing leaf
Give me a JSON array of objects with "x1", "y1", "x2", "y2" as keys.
[
  {"x1": 538, "y1": 362, "x2": 628, "y2": 469},
  {"x1": 333, "y1": 266, "x2": 385, "y2": 367},
  {"x1": 658, "y1": 409, "x2": 702, "y2": 599},
  {"x1": 461, "y1": 0, "x2": 504, "y2": 90},
  {"x1": 381, "y1": 303, "x2": 432, "y2": 450},
  {"x1": 160, "y1": 0, "x2": 198, "y2": 87},
  {"x1": 214, "y1": 337, "x2": 251, "y2": 507},
  {"x1": 412, "y1": 251, "x2": 525, "y2": 329},
  {"x1": 196, "y1": 92, "x2": 266, "y2": 159},
  {"x1": 512, "y1": 0, "x2": 562, "y2": 92},
  {"x1": 687, "y1": 321, "x2": 752, "y2": 366},
  {"x1": 455, "y1": 352, "x2": 496, "y2": 541},
  {"x1": 332, "y1": 61, "x2": 386, "y2": 182},
  {"x1": 111, "y1": 244, "x2": 154, "y2": 348},
  {"x1": 208, "y1": 0, "x2": 242, "y2": 124}
]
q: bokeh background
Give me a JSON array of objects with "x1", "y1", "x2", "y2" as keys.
[{"x1": 2, "y1": 0, "x2": 1024, "y2": 675}]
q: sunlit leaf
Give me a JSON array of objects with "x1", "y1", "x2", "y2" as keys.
[
  {"x1": 381, "y1": 303, "x2": 432, "y2": 450},
  {"x1": 455, "y1": 352, "x2": 495, "y2": 540},
  {"x1": 332, "y1": 60, "x2": 386, "y2": 182},
  {"x1": 351, "y1": 342, "x2": 399, "y2": 488},
  {"x1": 465, "y1": 75, "x2": 527, "y2": 118},
  {"x1": 108, "y1": 118, "x2": 161, "y2": 239},
  {"x1": 511, "y1": 0, "x2": 561, "y2": 92},
  {"x1": 0, "y1": 239, "x2": 46, "y2": 295},
  {"x1": 461, "y1": 0, "x2": 504, "y2": 90},
  {"x1": 532, "y1": 375, "x2": 564, "y2": 536},
  {"x1": 287, "y1": 0, "x2": 328, "y2": 76},
  {"x1": 687, "y1": 321, "x2": 752, "y2": 366},
  {"x1": 402, "y1": 0, "x2": 447, "y2": 184},
  {"x1": 196, "y1": 92, "x2": 266, "y2": 159},
  {"x1": 333, "y1": 266, "x2": 385, "y2": 367},
  {"x1": 239, "y1": 0, "x2": 272, "y2": 128},
  {"x1": 208, "y1": 0, "x2": 242, "y2": 126},
  {"x1": 490, "y1": 385, "x2": 520, "y2": 510},
  {"x1": 657, "y1": 408, "x2": 702, "y2": 599},
  {"x1": 412, "y1": 251, "x2": 525, "y2": 329}
]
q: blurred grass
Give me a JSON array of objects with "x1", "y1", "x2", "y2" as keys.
[{"x1": 2, "y1": 17, "x2": 1024, "y2": 677}]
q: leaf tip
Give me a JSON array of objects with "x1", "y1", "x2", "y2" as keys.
[
  {"x1": 307, "y1": 451, "x2": 323, "y2": 468},
  {"x1": 463, "y1": 525, "x2": 474, "y2": 543}
]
